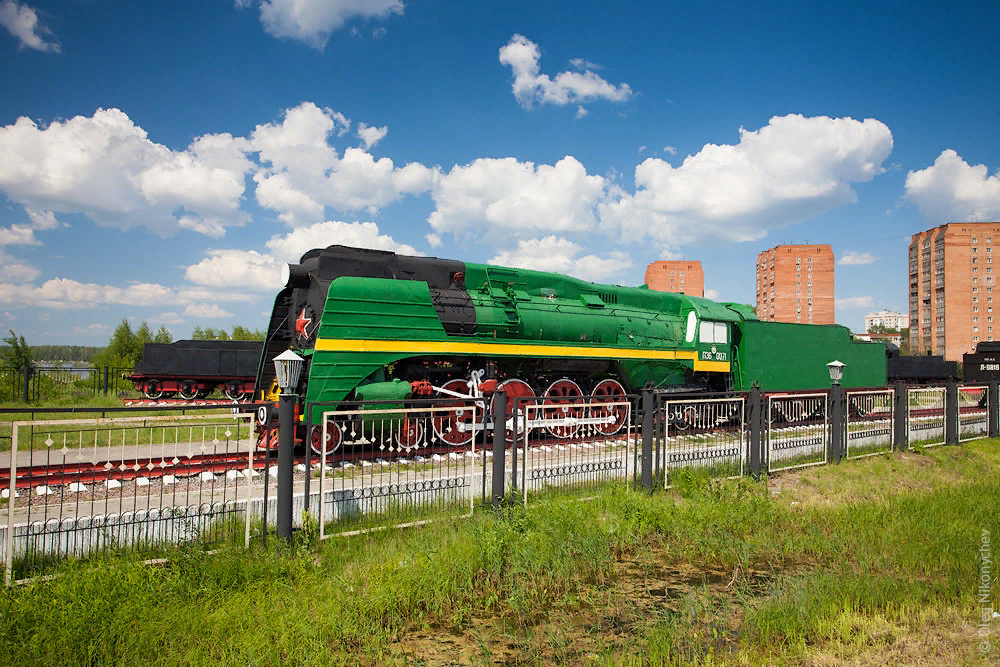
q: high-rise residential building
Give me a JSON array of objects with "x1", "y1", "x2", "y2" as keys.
[
  {"x1": 755, "y1": 245, "x2": 835, "y2": 324},
  {"x1": 864, "y1": 309, "x2": 907, "y2": 332},
  {"x1": 644, "y1": 261, "x2": 704, "y2": 296},
  {"x1": 909, "y1": 222, "x2": 1000, "y2": 360}
]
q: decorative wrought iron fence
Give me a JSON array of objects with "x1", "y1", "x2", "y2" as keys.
[
  {"x1": 907, "y1": 387, "x2": 946, "y2": 447},
  {"x1": 517, "y1": 397, "x2": 635, "y2": 501},
  {"x1": 2, "y1": 410, "x2": 263, "y2": 584},
  {"x1": 846, "y1": 389, "x2": 893, "y2": 459},
  {"x1": 766, "y1": 393, "x2": 828, "y2": 471},
  {"x1": 315, "y1": 401, "x2": 486, "y2": 539},
  {"x1": 958, "y1": 385, "x2": 989, "y2": 442},
  {"x1": 659, "y1": 397, "x2": 745, "y2": 487},
  {"x1": 0, "y1": 365, "x2": 135, "y2": 404}
]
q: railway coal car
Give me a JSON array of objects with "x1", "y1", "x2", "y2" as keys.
[
  {"x1": 130, "y1": 340, "x2": 263, "y2": 400},
  {"x1": 963, "y1": 341, "x2": 1000, "y2": 384},
  {"x1": 256, "y1": 245, "x2": 887, "y2": 451}
]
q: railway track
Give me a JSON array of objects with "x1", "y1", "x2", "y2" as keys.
[{"x1": 0, "y1": 451, "x2": 254, "y2": 489}]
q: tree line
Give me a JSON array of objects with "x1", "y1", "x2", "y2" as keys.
[{"x1": 2, "y1": 321, "x2": 267, "y2": 370}]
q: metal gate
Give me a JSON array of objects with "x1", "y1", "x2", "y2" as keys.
[
  {"x1": 958, "y1": 385, "x2": 989, "y2": 442},
  {"x1": 661, "y1": 397, "x2": 745, "y2": 486},
  {"x1": 907, "y1": 387, "x2": 946, "y2": 447},
  {"x1": 767, "y1": 393, "x2": 828, "y2": 471},
  {"x1": 316, "y1": 402, "x2": 485, "y2": 539},
  {"x1": 845, "y1": 389, "x2": 893, "y2": 459}
]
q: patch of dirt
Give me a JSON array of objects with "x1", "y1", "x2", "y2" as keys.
[
  {"x1": 801, "y1": 608, "x2": 983, "y2": 666},
  {"x1": 380, "y1": 546, "x2": 766, "y2": 666}
]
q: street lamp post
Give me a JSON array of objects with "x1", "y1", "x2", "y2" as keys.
[
  {"x1": 827, "y1": 360, "x2": 846, "y2": 463},
  {"x1": 274, "y1": 350, "x2": 304, "y2": 541}
]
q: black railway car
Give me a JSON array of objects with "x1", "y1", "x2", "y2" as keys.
[
  {"x1": 129, "y1": 340, "x2": 263, "y2": 400},
  {"x1": 963, "y1": 342, "x2": 1000, "y2": 384},
  {"x1": 885, "y1": 344, "x2": 959, "y2": 384}
]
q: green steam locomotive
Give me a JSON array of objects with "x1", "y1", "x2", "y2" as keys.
[{"x1": 256, "y1": 245, "x2": 886, "y2": 450}]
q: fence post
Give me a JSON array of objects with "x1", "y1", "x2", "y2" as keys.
[
  {"x1": 491, "y1": 391, "x2": 507, "y2": 506},
  {"x1": 640, "y1": 389, "x2": 654, "y2": 493},
  {"x1": 989, "y1": 381, "x2": 999, "y2": 439},
  {"x1": 22, "y1": 366, "x2": 30, "y2": 403},
  {"x1": 276, "y1": 392, "x2": 295, "y2": 540},
  {"x1": 748, "y1": 387, "x2": 762, "y2": 480},
  {"x1": 893, "y1": 380, "x2": 908, "y2": 452},
  {"x1": 828, "y1": 385, "x2": 844, "y2": 463},
  {"x1": 945, "y1": 380, "x2": 959, "y2": 445},
  {"x1": 509, "y1": 397, "x2": 518, "y2": 493},
  {"x1": 102, "y1": 366, "x2": 109, "y2": 396}
]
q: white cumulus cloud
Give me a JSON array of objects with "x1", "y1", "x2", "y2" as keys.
[
  {"x1": 357, "y1": 123, "x2": 388, "y2": 150},
  {"x1": 428, "y1": 156, "x2": 606, "y2": 242},
  {"x1": 905, "y1": 149, "x2": 1000, "y2": 223},
  {"x1": 184, "y1": 303, "x2": 233, "y2": 319},
  {"x1": 0, "y1": 109, "x2": 254, "y2": 238},
  {"x1": 838, "y1": 251, "x2": 879, "y2": 265},
  {"x1": 0, "y1": 279, "x2": 253, "y2": 310},
  {"x1": 599, "y1": 114, "x2": 894, "y2": 248},
  {"x1": 489, "y1": 236, "x2": 632, "y2": 283},
  {"x1": 242, "y1": 0, "x2": 404, "y2": 50},
  {"x1": 251, "y1": 102, "x2": 435, "y2": 225},
  {"x1": 499, "y1": 34, "x2": 633, "y2": 110},
  {"x1": 0, "y1": 250, "x2": 39, "y2": 282},
  {"x1": 705, "y1": 288, "x2": 719, "y2": 300},
  {"x1": 836, "y1": 296, "x2": 874, "y2": 310},
  {"x1": 0, "y1": 1, "x2": 58, "y2": 52}
]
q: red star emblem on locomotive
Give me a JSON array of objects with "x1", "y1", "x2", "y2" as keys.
[{"x1": 295, "y1": 307, "x2": 313, "y2": 340}]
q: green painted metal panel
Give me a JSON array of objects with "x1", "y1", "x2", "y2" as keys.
[{"x1": 733, "y1": 320, "x2": 886, "y2": 391}]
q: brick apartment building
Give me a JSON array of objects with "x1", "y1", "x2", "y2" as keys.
[
  {"x1": 644, "y1": 261, "x2": 704, "y2": 297},
  {"x1": 755, "y1": 245, "x2": 835, "y2": 324},
  {"x1": 909, "y1": 222, "x2": 1000, "y2": 361}
]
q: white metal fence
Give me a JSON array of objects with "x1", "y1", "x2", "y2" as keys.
[
  {"x1": 659, "y1": 397, "x2": 746, "y2": 487},
  {"x1": 3, "y1": 412, "x2": 260, "y2": 584},
  {"x1": 907, "y1": 387, "x2": 946, "y2": 447},
  {"x1": 846, "y1": 389, "x2": 893, "y2": 459},
  {"x1": 959, "y1": 386, "x2": 990, "y2": 442},
  {"x1": 767, "y1": 393, "x2": 828, "y2": 471}
]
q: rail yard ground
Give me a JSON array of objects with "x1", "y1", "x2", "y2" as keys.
[{"x1": 2, "y1": 441, "x2": 999, "y2": 666}]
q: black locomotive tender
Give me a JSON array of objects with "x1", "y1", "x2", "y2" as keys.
[
  {"x1": 963, "y1": 342, "x2": 1000, "y2": 384},
  {"x1": 128, "y1": 340, "x2": 263, "y2": 400},
  {"x1": 885, "y1": 344, "x2": 959, "y2": 385}
]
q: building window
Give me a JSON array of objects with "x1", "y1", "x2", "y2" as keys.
[
  {"x1": 974, "y1": 297, "x2": 979, "y2": 303},
  {"x1": 973, "y1": 237, "x2": 978, "y2": 243},
  {"x1": 975, "y1": 336, "x2": 980, "y2": 342},
  {"x1": 975, "y1": 327, "x2": 979, "y2": 332},
  {"x1": 974, "y1": 307, "x2": 980, "y2": 312},
  {"x1": 974, "y1": 317, "x2": 979, "y2": 322},
  {"x1": 973, "y1": 258, "x2": 978, "y2": 264}
]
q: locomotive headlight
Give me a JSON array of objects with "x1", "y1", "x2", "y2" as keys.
[{"x1": 280, "y1": 263, "x2": 291, "y2": 286}]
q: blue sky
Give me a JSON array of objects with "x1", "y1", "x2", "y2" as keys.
[{"x1": 1, "y1": 0, "x2": 998, "y2": 345}]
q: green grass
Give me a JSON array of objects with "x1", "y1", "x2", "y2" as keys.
[{"x1": 1, "y1": 441, "x2": 998, "y2": 665}]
